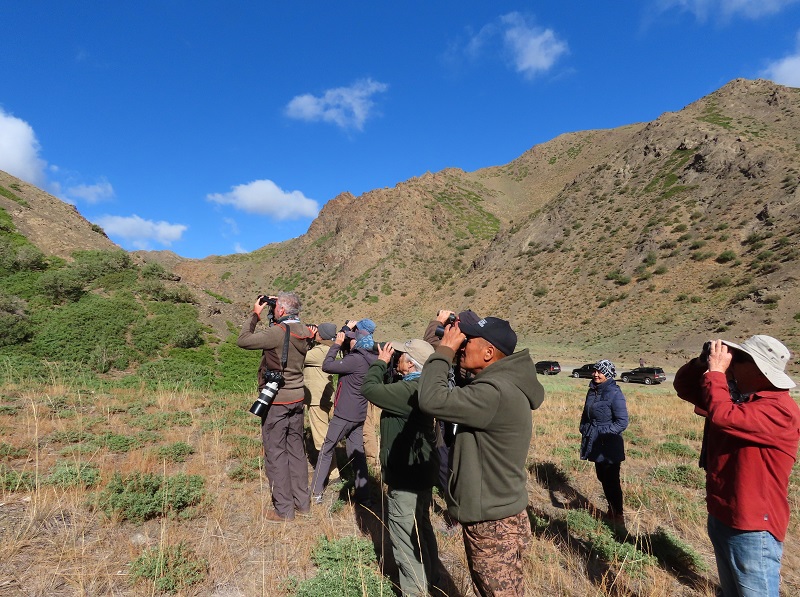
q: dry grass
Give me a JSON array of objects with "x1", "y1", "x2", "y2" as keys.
[{"x1": 0, "y1": 374, "x2": 798, "y2": 596}]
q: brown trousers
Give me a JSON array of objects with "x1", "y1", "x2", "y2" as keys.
[
  {"x1": 261, "y1": 402, "x2": 310, "y2": 518},
  {"x1": 462, "y1": 510, "x2": 531, "y2": 597}
]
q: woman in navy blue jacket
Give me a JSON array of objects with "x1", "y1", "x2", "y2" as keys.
[{"x1": 579, "y1": 359, "x2": 629, "y2": 521}]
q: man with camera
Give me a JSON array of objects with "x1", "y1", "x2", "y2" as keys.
[
  {"x1": 418, "y1": 316, "x2": 544, "y2": 597},
  {"x1": 674, "y1": 335, "x2": 799, "y2": 596},
  {"x1": 361, "y1": 339, "x2": 442, "y2": 596},
  {"x1": 237, "y1": 292, "x2": 314, "y2": 523}
]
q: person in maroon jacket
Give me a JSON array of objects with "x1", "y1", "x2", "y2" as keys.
[{"x1": 674, "y1": 335, "x2": 799, "y2": 597}]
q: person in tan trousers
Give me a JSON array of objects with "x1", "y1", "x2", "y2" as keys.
[{"x1": 304, "y1": 323, "x2": 340, "y2": 481}]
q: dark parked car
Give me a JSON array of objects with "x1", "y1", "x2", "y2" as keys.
[
  {"x1": 571, "y1": 364, "x2": 596, "y2": 379},
  {"x1": 535, "y1": 361, "x2": 561, "y2": 375},
  {"x1": 619, "y1": 367, "x2": 667, "y2": 385}
]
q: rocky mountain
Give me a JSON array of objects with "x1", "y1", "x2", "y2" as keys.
[
  {"x1": 0, "y1": 171, "x2": 118, "y2": 257},
  {"x1": 161, "y1": 78, "x2": 800, "y2": 373},
  {"x1": 3, "y1": 78, "x2": 799, "y2": 376}
]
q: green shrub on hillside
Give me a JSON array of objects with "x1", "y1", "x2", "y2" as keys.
[
  {"x1": 131, "y1": 303, "x2": 204, "y2": 356},
  {"x1": 130, "y1": 542, "x2": 207, "y2": 594},
  {"x1": 38, "y1": 268, "x2": 86, "y2": 303},
  {"x1": 141, "y1": 262, "x2": 171, "y2": 280},
  {"x1": 214, "y1": 336, "x2": 262, "y2": 394},
  {"x1": 138, "y1": 279, "x2": 196, "y2": 303},
  {"x1": 0, "y1": 466, "x2": 36, "y2": 491},
  {"x1": 0, "y1": 292, "x2": 31, "y2": 346},
  {"x1": 93, "y1": 471, "x2": 206, "y2": 523},
  {"x1": 47, "y1": 460, "x2": 101, "y2": 488},
  {"x1": 292, "y1": 536, "x2": 386, "y2": 597},
  {"x1": 30, "y1": 292, "x2": 143, "y2": 371},
  {"x1": 72, "y1": 250, "x2": 134, "y2": 280}
]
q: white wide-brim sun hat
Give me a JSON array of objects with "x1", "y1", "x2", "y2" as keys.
[{"x1": 721, "y1": 335, "x2": 796, "y2": 390}]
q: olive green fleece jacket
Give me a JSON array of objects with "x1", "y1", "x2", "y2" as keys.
[
  {"x1": 361, "y1": 360, "x2": 439, "y2": 491},
  {"x1": 418, "y1": 347, "x2": 544, "y2": 523}
]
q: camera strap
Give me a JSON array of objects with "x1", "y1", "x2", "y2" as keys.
[{"x1": 281, "y1": 325, "x2": 290, "y2": 371}]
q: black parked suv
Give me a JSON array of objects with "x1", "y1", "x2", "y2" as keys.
[
  {"x1": 619, "y1": 367, "x2": 667, "y2": 385},
  {"x1": 571, "y1": 364, "x2": 596, "y2": 379},
  {"x1": 535, "y1": 361, "x2": 561, "y2": 375}
]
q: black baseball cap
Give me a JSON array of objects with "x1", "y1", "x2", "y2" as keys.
[{"x1": 458, "y1": 316, "x2": 517, "y2": 356}]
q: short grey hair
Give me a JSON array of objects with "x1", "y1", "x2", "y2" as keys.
[
  {"x1": 401, "y1": 353, "x2": 423, "y2": 373},
  {"x1": 277, "y1": 292, "x2": 301, "y2": 317}
]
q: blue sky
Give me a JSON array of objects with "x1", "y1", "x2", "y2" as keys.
[{"x1": 1, "y1": 1, "x2": 799, "y2": 258}]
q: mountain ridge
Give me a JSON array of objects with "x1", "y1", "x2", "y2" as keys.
[{"x1": 2, "y1": 77, "x2": 799, "y2": 377}]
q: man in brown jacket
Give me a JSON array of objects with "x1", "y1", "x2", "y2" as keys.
[{"x1": 238, "y1": 292, "x2": 313, "y2": 522}]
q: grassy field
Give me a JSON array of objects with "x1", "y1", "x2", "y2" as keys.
[{"x1": 0, "y1": 372, "x2": 798, "y2": 596}]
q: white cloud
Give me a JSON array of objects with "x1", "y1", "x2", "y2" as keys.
[
  {"x1": 460, "y1": 13, "x2": 567, "y2": 80},
  {"x1": 499, "y1": 13, "x2": 569, "y2": 79},
  {"x1": 234, "y1": 242, "x2": 248, "y2": 254},
  {"x1": 66, "y1": 179, "x2": 115, "y2": 204},
  {"x1": 207, "y1": 179, "x2": 319, "y2": 219},
  {"x1": 0, "y1": 107, "x2": 47, "y2": 185},
  {"x1": 285, "y1": 78, "x2": 389, "y2": 131},
  {"x1": 222, "y1": 217, "x2": 240, "y2": 236},
  {"x1": 762, "y1": 32, "x2": 800, "y2": 86},
  {"x1": 656, "y1": 0, "x2": 799, "y2": 20},
  {"x1": 94, "y1": 214, "x2": 187, "y2": 249}
]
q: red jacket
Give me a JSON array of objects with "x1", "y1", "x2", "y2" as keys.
[{"x1": 675, "y1": 361, "x2": 800, "y2": 541}]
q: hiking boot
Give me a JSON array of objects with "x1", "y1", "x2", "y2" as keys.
[{"x1": 264, "y1": 510, "x2": 294, "y2": 524}]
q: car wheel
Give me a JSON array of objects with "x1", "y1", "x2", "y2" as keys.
[
  {"x1": 573, "y1": 372, "x2": 580, "y2": 378},
  {"x1": 644, "y1": 377, "x2": 652, "y2": 385},
  {"x1": 621, "y1": 375, "x2": 630, "y2": 383}
]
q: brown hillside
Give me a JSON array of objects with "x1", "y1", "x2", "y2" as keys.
[
  {"x1": 162, "y1": 78, "x2": 800, "y2": 378},
  {"x1": 0, "y1": 171, "x2": 119, "y2": 258},
  {"x1": 2, "y1": 78, "x2": 798, "y2": 377}
]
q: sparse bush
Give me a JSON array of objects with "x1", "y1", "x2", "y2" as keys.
[
  {"x1": 38, "y1": 268, "x2": 86, "y2": 303},
  {"x1": 130, "y1": 542, "x2": 207, "y2": 594},
  {"x1": 228, "y1": 457, "x2": 262, "y2": 482},
  {"x1": 605, "y1": 270, "x2": 631, "y2": 285},
  {"x1": 463, "y1": 288, "x2": 476, "y2": 297},
  {"x1": 141, "y1": 262, "x2": 170, "y2": 280},
  {"x1": 93, "y1": 471, "x2": 206, "y2": 523},
  {"x1": 651, "y1": 464, "x2": 705, "y2": 489},
  {"x1": 657, "y1": 441, "x2": 698, "y2": 458},
  {"x1": 0, "y1": 465, "x2": 36, "y2": 491},
  {"x1": 708, "y1": 276, "x2": 732, "y2": 289},
  {"x1": 292, "y1": 536, "x2": 386, "y2": 597},
  {"x1": 0, "y1": 292, "x2": 31, "y2": 346},
  {"x1": 72, "y1": 249, "x2": 133, "y2": 282},
  {"x1": 716, "y1": 250, "x2": 736, "y2": 263},
  {"x1": 0, "y1": 442, "x2": 26, "y2": 459},
  {"x1": 30, "y1": 292, "x2": 142, "y2": 370},
  {"x1": 155, "y1": 442, "x2": 195, "y2": 463},
  {"x1": 47, "y1": 460, "x2": 101, "y2": 488}
]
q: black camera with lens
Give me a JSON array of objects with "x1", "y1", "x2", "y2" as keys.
[
  {"x1": 249, "y1": 370, "x2": 285, "y2": 420},
  {"x1": 700, "y1": 340, "x2": 713, "y2": 365},
  {"x1": 434, "y1": 313, "x2": 457, "y2": 339}
]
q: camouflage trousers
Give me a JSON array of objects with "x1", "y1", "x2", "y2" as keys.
[{"x1": 462, "y1": 509, "x2": 531, "y2": 597}]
